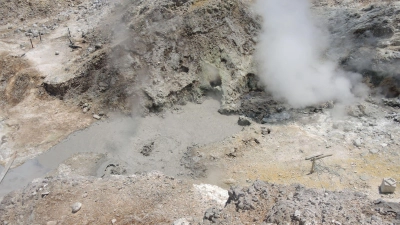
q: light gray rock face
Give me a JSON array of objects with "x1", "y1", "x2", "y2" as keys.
[
  {"x1": 91, "y1": 1, "x2": 400, "y2": 115},
  {"x1": 112, "y1": 0, "x2": 260, "y2": 113},
  {"x1": 317, "y1": 4, "x2": 400, "y2": 97},
  {"x1": 42, "y1": 0, "x2": 261, "y2": 115},
  {"x1": 40, "y1": 0, "x2": 400, "y2": 117}
]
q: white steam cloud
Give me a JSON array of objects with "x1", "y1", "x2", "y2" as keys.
[{"x1": 254, "y1": 0, "x2": 368, "y2": 108}]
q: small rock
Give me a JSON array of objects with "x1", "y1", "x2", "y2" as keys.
[
  {"x1": 173, "y1": 218, "x2": 190, "y2": 225},
  {"x1": 204, "y1": 207, "x2": 221, "y2": 223},
  {"x1": 95, "y1": 43, "x2": 102, "y2": 49},
  {"x1": 93, "y1": 114, "x2": 101, "y2": 120},
  {"x1": 223, "y1": 178, "x2": 236, "y2": 185},
  {"x1": 371, "y1": 215, "x2": 381, "y2": 222},
  {"x1": 360, "y1": 175, "x2": 369, "y2": 181},
  {"x1": 369, "y1": 149, "x2": 379, "y2": 154},
  {"x1": 98, "y1": 82, "x2": 107, "y2": 87},
  {"x1": 261, "y1": 128, "x2": 271, "y2": 135},
  {"x1": 380, "y1": 178, "x2": 396, "y2": 193},
  {"x1": 238, "y1": 116, "x2": 251, "y2": 126},
  {"x1": 41, "y1": 191, "x2": 50, "y2": 198},
  {"x1": 55, "y1": 51, "x2": 59, "y2": 55},
  {"x1": 31, "y1": 30, "x2": 39, "y2": 37},
  {"x1": 47, "y1": 221, "x2": 57, "y2": 225},
  {"x1": 111, "y1": 218, "x2": 117, "y2": 224},
  {"x1": 294, "y1": 210, "x2": 301, "y2": 219},
  {"x1": 352, "y1": 138, "x2": 363, "y2": 147},
  {"x1": 140, "y1": 142, "x2": 154, "y2": 156},
  {"x1": 71, "y1": 202, "x2": 82, "y2": 213}
]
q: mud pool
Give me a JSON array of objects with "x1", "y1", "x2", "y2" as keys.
[{"x1": 0, "y1": 99, "x2": 241, "y2": 198}]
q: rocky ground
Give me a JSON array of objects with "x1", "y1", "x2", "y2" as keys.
[
  {"x1": 195, "y1": 96, "x2": 400, "y2": 199},
  {"x1": 0, "y1": 172, "x2": 228, "y2": 225},
  {"x1": 0, "y1": 0, "x2": 400, "y2": 224},
  {"x1": 1, "y1": 173, "x2": 400, "y2": 224}
]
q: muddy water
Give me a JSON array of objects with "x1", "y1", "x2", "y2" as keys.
[{"x1": 0, "y1": 99, "x2": 241, "y2": 197}]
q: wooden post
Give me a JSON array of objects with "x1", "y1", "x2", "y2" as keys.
[
  {"x1": 305, "y1": 154, "x2": 332, "y2": 174},
  {"x1": 311, "y1": 159, "x2": 316, "y2": 174},
  {"x1": 39, "y1": 32, "x2": 42, "y2": 41},
  {"x1": 30, "y1": 38, "x2": 34, "y2": 48},
  {"x1": 0, "y1": 152, "x2": 16, "y2": 184}
]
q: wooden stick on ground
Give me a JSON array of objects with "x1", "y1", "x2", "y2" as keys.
[
  {"x1": 305, "y1": 154, "x2": 333, "y2": 174},
  {"x1": 0, "y1": 152, "x2": 17, "y2": 184}
]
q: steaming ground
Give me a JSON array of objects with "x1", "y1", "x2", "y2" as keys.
[
  {"x1": 2, "y1": 95, "x2": 400, "y2": 224},
  {"x1": 0, "y1": 98, "x2": 242, "y2": 197},
  {"x1": 254, "y1": 0, "x2": 368, "y2": 107},
  {"x1": 1, "y1": 0, "x2": 400, "y2": 224}
]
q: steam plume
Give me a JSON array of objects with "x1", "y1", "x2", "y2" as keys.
[{"x1": 254, "y1": 0, "x2": 368, "y2": 108}]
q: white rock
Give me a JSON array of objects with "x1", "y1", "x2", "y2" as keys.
[
  {"x1": 193, "y1": 184, "x2": 229, "y2": 207},
  {"x1": 380, "y1": 178, "x2": 396, "y2": 193},
  {"x1": 352, "y1": 138, "x2": 362, "y2": 147},
  {"x1": 71, "y1": 202, "x2": 82, "y2": 213},
  {"x1": 294, "y1": 210, "x2": 301, "y2": 218}
]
